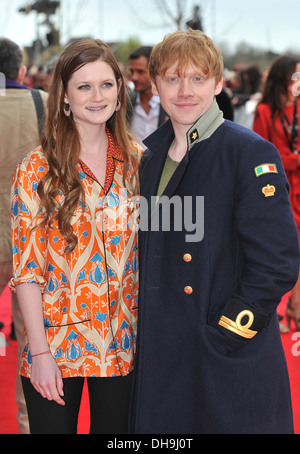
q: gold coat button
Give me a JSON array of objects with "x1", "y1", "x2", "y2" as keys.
[
  {"x1": 184, "y1": 286, "x2": 193, "y2": 295},
  {"x1": 183, "y1": 253, "x2": 192, "y2": 263}
]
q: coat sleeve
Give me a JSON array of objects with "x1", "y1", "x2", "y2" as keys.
[{"x1": 214, "y1": 134, "x2": 300, "y2": 353}]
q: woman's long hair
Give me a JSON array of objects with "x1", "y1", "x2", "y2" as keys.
[
  {"x1": 38, "y1": 39, "x2": 138, "y2": 252},
  {"x1": 260, "y1": 55, "x2": 300, "y2": 119}
]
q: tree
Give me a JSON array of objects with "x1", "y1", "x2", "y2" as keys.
[
  {"x1": 153, "y1": 0, "x2": 188, "y2": 30},
  {"x1": 114, "y1": 38, "x2": 142, "y2": 65},
  {"x1": 19, "y1": 1, "x2": 60, "y2": 48},
  {"x1": 19, "y1": 1, "x2": 60, "y2": 15},
  {"x1": 129, "y1": 0, "x2": 196, "y2": 33}
]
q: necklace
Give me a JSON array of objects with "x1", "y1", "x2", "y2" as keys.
[
  {"x1": 78, "y1": 128, "x2": 123, "y2": 194},
  {"x1": 280, "y1": 100, "x2": 299, "y2": 154}
]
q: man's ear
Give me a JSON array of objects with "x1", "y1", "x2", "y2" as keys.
[
  {"x1": 151, "y1": 80, "x2": 159, "y2": 97},
  {"x1": 214, "y1": 77, "x2": 223, "y2": 96},
  {"x1": 16, "y1": 65, "x2": 27, "y2": 84}
]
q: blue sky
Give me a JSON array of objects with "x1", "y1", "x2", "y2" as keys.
[{"x1": 1, "y1": 0, "x2": 300, "y2": 53}]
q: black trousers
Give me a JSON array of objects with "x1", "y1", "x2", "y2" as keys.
[{"x1": 21, "y1": 374, "x2": 132, "y2": 434}]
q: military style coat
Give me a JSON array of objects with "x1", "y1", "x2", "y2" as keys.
[{"x1": 129, "y1": 100, "x2": 300, "y2": 434}]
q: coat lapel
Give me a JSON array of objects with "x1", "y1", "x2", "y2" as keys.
[{"x1": 141, "y1": 121, "x2": 173, "y2": 203}]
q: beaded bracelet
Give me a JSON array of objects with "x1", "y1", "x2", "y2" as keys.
[{"x1": 31, "y1": 350, "x2": 51, "y2": 358}]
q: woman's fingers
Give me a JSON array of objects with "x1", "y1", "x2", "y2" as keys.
[{"x1": 30, "y1": 360, "x2": 65, "y2": 406}]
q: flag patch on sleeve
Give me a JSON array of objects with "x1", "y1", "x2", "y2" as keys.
[{"x1": 255, "y1": 164, "x2": 278, "y2": 177}]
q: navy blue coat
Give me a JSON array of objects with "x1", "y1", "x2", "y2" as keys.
[{"x1": 129, "y1": 111, "x2": 300, "y2": 434}]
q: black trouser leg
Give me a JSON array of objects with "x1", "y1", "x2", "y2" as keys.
[
  {"x1": 21, "y1": 373, "x2": 133, "y2": 434},
  {"x1": 21, "y1": 376, "x2": 84, "y2": 434},
  {"x1": 87, "y1": 373, "x2": 132, "y2": 434}
]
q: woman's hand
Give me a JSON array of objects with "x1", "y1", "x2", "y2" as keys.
[
  {"x1": 16, "y1": 283, "x2": 65, "y2": 406},
  {"x1": 31, "y1": 352, "x2": 65, "y2": 406}
]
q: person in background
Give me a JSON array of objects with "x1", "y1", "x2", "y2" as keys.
[
  {"x1": 127, "y1": 46, "x2": 168, "y2": 145},
  {"x1": 0, "y1": 37, "x2": 48, "y2": 434},
  {"x1": 253, "y1": 55, "x2": 300, "y2": 333},
  {"x1": 44, "y1": 56, "x2": 59, "y2": 93},
  {"x1": 233, "y1": 65, "x2": 262, "y2": 129},
  {"x1": 9, "y1": 38, "x2": 142, "y2": 434},
  {"x1": 129, "y1": 29, "x2": 299, "y2": 434}
]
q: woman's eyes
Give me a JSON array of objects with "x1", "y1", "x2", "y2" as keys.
[
  {"x1": 78, "y1": 82, "x2": 114, "y2": 90},
  {"x1": 102, "y1": 82, "x2": 114, "y2": 88}
]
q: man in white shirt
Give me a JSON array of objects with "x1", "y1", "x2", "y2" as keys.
[{"x1": 128, "y1": 47, "x2": 168, "y2": 145}]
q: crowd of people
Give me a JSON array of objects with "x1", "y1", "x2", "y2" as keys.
[{"x1": 0, "y1": 29, "x2": 300, "y2": 434}]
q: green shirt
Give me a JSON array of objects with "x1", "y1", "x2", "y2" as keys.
[{"x1": 156, "y1": 154, "x2": 180, "y2": 198}]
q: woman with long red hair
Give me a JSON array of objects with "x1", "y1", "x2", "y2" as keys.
[{"x1": 9, "y1": 39, "x2": 142, "y2": 434}]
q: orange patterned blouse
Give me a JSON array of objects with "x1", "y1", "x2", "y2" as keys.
[{"x1": 10, "y1": 132, "x2": 143, "y2": 379}]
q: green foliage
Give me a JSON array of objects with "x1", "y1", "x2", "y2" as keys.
[{"x1": 114, "y1": 37, "x2": 142, "y2": 65}]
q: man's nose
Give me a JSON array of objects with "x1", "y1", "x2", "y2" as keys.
[
  {"x1": 129, "y1": 71, "x2": 138, "y2": 81},
  {"x1": 178, "y1": 79, "x2": 193, "y2": 97}
]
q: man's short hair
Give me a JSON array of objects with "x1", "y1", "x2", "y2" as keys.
[
  {"x1": 129, "y1": 46, "x2": 153, "y2": 62},
  {"x1": 149, "y1": 29, "x2": 223, "y2": 83},
  {"x1": 0, "y1": 38, "x2": 23, "y2": 80}
]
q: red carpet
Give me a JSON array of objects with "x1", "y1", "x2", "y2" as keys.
[
  {"x1": 0, "y1": 286, "x2": 299, "y2": 434},
  {"x1": 0, "y1": 285, "x2": 90, "y2": 434}
]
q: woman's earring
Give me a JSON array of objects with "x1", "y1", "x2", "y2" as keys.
[
  {"x1": 115, "y1": 98, "x2": 121, "y2": 112},
  {"x1": 64, "y1": 103, "x2": 71, "y2": 117}
]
